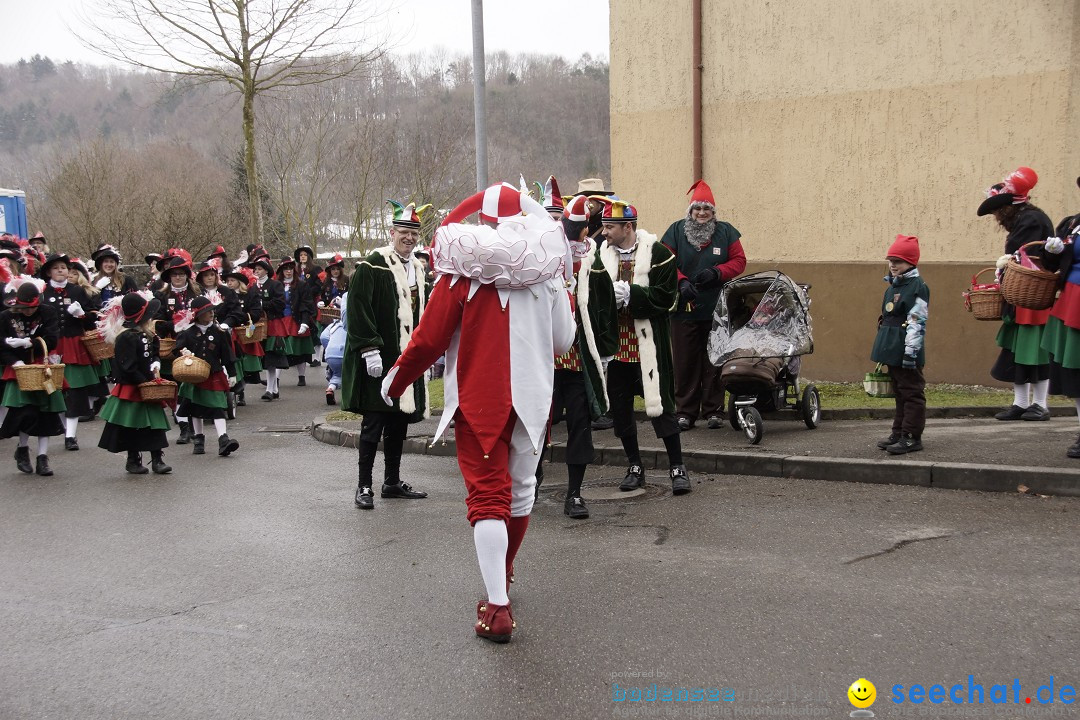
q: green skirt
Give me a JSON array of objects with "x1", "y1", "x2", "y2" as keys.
[
  {"x1": 99, "y1": 396, "x2": 171, "y2": 430},
  {"x1": 97, "y1": 359, "x2": 112, "y2": 378},
  {"x1": 178, "y1": 383, "x2": 228, "y2": 409},
  {"x1": 996, "y1": 319, "x2": 1049, "y2": 367},
  {"x1": 238, "y1": 354, "x2": 263, "y2": 373},
  {"x1": 1, "y1": 381, "x2": 67, "y2": 412},
  {"x1": 282, "y1": 335, "x2": 315, "y2": 356},
  {"x1": 65, "y1": 363, "x2": 103, "y2": 390},
  {"x1": 1041, "y1": 315, "x2": 1080, "y2": 370}
]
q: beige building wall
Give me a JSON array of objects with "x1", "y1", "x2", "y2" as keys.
[{"x1": 610, "y1": 0, "x2": 1080, "y2": 382}]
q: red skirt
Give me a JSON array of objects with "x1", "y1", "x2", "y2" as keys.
[
  {"x1": 56, "y1": 335, "x2": 95, "y2": 366},
  {"x1": 1050, "y1": 282, "x2": 1080, "y2": 331},
  {"x1": 194, "y1": 371, "x2": 231, "y2": 391},
  {"x1": 266, "y1": 316, "x2": 310, "y2": 338},
  {"x1": 237, "y1": 339, "x2": 265, "y2": 357}
]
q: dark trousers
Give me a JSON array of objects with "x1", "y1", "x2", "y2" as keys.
[
  {"x1": 358, "y1": 411, "x2": 409, "y2": 483},
  {"x1": 671, "y1": 317, "x2": 725, "y2": 421},
  {"x1": 553, "y1": 369, "x2": 595, "y2": 464},
  {"x1": 889, "y1": 366, "x2": 926, "y2": 438},
  {"x1": 607, "y1": 360, "x2": 680, "y2": 440}
]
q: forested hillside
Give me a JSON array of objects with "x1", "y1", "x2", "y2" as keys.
[{"x1": 0, "y1": 52, "x2": 609, "y2": 261}]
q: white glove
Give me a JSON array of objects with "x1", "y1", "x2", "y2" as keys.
[
  {"x1": 380, "y1": 366, "x2": 399, "y2": 406},
  {"x1": 1045, "y1": 236, "x2": 1066, "y2": 255},
  {"x1": 4, "y1": 336, "x2": 32, "y2": 348},
  {"x1": 149, "y1": 361, "x2": 161, "y2": 374},
  {"x1": 67, "y1": 301, "x2": 85, "y2": 318},
  {"x1": 48, "y1": 354, "x2": 62, "y2": 364},
  {"x1": 228, "y1": 376, "x2": 236, "y2": 387},
  {"x1": 601, "y1": 355, "x2": 613, "y2": 373},
  {"x1": 317, "y1": 301, "x2": 325, "y2": 308},
  {"x1": 218, "y1": 323, "x2": 231, "y2": 332},
  {"x1": 12, "y1": 360, "x2": 24, "y2": 367},
  {"x1": 613, "y1": 281, "x2": 631, "y2": 308},
  {"x1": 297, "y1": 323, "x2": 309, "y2": 335},
  {"x1": 995, "y1": 254, "x2": 1013, "y2": 271},
  {"x1": 94, "y1": 276, "x2": 111, "y2": 289},
  {"x1": 364, "y1": 351, "x2": 383, "y2": 378}
]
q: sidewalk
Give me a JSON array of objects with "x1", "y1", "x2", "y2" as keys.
[{"x1": 311, "y1": 410, "x2": 1080, "y2": 497}]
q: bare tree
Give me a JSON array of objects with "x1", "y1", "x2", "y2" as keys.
[{"x1": 80, "y1": 0, "x2": 390, "y2": 250}]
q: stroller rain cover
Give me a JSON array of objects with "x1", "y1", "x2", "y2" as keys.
[{"x1": 707, "y1": 271, "x2": 814, "y2": 367}]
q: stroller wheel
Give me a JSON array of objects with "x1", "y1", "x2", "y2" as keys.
[
  {"x1": 739, "y1": 406, "x2": 764, "y2": 445},
  {"x1": 727, "y1": 396, "x2": 742, "y2": 431},
  {"x1": 801, "y1": 385, "x2": 822, "y2": 429}
]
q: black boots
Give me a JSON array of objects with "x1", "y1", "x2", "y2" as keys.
[
  {"x1": 235, "y1": 390, "x2": 246, "y2": 407},
  {"x1": 36, "y1": 455, "x2": 53, "y2": 476},
  {"x1": 192, "y1": 434, "x2": 206, "y2": 455},
  {"x1": 355, "y1": 440, "x2": 377, "y2": 509},
  {"x1": 126, "y1": 451, "x2": 149, "y2": 474},
  {"x1": 14, "y1": 446, "x2": 32, "y2": 474},
  {"x1": 176, "y1": 421, "x2": 193, "y2": 444},
  {"x1": 885, "y1": 433, "x2": 923, "y2": 455},
  {"x1": 64, "y1": 436, "x2": 79, "y2": 451},
  {"x1": 150, "y1": 450, "x2": 172, "y2": 474},
  {"x1": 297, "y1": 376, "x2": 306, "y2": 387},
  {"x1": 218, "y1": 434, "x2": 239, "y2": 456}
]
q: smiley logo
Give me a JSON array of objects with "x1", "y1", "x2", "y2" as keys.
[{"x1": 848, "y1": 678, "x2": 876, "y2": 709}]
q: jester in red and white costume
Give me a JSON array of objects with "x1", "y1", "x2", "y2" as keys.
[{"x1": 380, "y1": 182, "x2": 576, "y2": 643}]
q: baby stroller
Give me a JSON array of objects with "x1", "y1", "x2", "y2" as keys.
[{"x1": 707, "y1": 271, "x2": 819, "y2": 444}]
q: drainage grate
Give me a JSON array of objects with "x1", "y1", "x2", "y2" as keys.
[
  {"x1": 254, "y1": 425, "x2": 310, "y2": 434},
  {"x1": 551, "y1": 478, "x2": 669, "y2": 503}
]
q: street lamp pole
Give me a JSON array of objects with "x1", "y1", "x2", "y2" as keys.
[{"x1": 471, "y1": 0, "x2": 488, "y2": 190}]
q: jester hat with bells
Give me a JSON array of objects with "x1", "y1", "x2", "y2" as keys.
[
  {"x1": 387, "y1": 200, "x2": 432, "y2": 230},
  {"x1": 431, "y1": 182, "x2": 573, "y2": 297}
]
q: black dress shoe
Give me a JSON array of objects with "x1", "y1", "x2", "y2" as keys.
[
  {"x1": 14, "y1": 446, "x2": 33, "y2": 474},
  {"x1": 272, "y1": 392, "x2": 280, "y2": 399},
  {"x1": 619, "y1": 464, "x2": 645, "y2": 491},
  {"x1": 297, "y1": 376, "x2": 306, "y2": 387},
  {"x1": 676, "y1": 416, "x2": 693, "y2": 431},
  {"x1": 1021, "y1": 404, "x2": 1050, "y2": 421},
  {"x1": 36, "y1": 455, "x2": 53, "y2": 476},
  {"x1": 355, "y1": 486, "x2": 374, "y2": 509},
  {"x1": 64, "y1": 437, "x2": 79, "y2": 451},
  {"x1": 995, "y1": 404, "x2": 1027, "y2": 421},
  {"x1": 325, "y1": 389, "x2": 336, "y2": 405},
  {"x1": 1068, "y1": 434, "x2": 1080, "y2": 459},
  {"x1": 876, "y1": 433, "x2": 900, "y2": 450},
  {"x1": 564, "y1": 495, "x2": 590, "y2": 519},
  {"x1": 309, "y1": 359, "x2": 321, "y2": 367},
  {"x1": 218, "y1": 434, "x2": 239, "y2": 456},
  {"x1": 670, "y1": 465, "x2": 692, "y2": 495},
  {"x1": 261, "y1": 392, "x2": 274, "y2": 402},
  {"x1": 381, "y1": 481, "x2": 428, "y2": 499}
]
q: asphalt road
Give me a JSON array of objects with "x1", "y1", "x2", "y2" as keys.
[{"x1": 1, "y1": 380, "x2": 1078, "y2": 720}]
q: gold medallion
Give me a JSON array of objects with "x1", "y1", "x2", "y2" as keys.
[{"x1": 885, "y1": 302, "x2": 895, "y2": 312}]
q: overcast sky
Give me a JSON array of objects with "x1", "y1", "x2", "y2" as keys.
[{"x1": 0, "y1": 0, "x2": 610, "y2": 66}]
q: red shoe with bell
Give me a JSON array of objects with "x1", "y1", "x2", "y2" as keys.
[{"x1": 475, "y1": 601, "x2": 515, "y2": 643}]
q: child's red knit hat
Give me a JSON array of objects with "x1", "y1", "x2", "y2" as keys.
[{"x1": 886, "y1": 234, "x2": 920, "y2": 266}]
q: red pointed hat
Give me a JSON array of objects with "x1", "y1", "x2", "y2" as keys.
[
  {"x1": 687, "y1": 180, "x2": 716, "y2": 208},
  {"x1": 886, "y1": 234, "x2": 920, "y2": 266},
  {"x1": 540, "y1": 175, "x2": 565, "y2": 212},
  {"x1": 440, "y1": 182, "x2": 549, "y2": 226},
  {"x1": 977, "y1": 167, "x2": 1038, "y2": 216}
]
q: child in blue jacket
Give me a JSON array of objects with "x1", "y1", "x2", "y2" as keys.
[{"x1": 320, "y1": 291, "x2": 347, "y2": 405}]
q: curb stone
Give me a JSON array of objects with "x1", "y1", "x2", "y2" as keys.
[{"x1": 310, "y1": 416, "x2": 1080, "y2": 498}]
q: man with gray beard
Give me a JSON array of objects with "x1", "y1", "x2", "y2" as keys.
[{"x1": 660, "y1": 180, "x2": 746, "y2": 430}]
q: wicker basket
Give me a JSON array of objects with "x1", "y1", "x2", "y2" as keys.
[
  {"x1": 82, "y1": 329, "x2": 115, "y2": 361},
  {"x1": 15, "y1": 338, "x2": 66, "y2": 394},
  {"x1": 234, "y1": 315, "x2": 267, "y2": 344},
  {"x1": 317, "y1": 306, "x2": 341, "y2": 324},
  {"x1": 138, "y1": 378, "x2": 178, "y2": 402},
  {"x1": 158, "y1": 337, "x2": 176, "y2": 359},
  {"x1": 963, "y1": 267, "x2": 1004, "y2": 321},
  {"x1": 172, "y1": 354, "x2": 211, "y2": 384},
  {"x1": 1000, "y1": 242, "x2": 1058, "y2": 310},
  {"x1": 863, "y1": 364, "x2": 895, "y2": 398}
]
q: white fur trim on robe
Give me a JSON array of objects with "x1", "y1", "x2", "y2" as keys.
[
  {"x1": 374, "y1": 246, "x2": 428, "y2": 418},
  {"x1": 599, "y1": 229, "x2": 664, "y2": 417}
]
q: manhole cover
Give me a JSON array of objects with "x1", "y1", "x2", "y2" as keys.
[
  {"x1": 255, "y1": 425, "x2": 310, "y2": 433},
  {"x1": 574, "y1": 479, "x2": 668, "y2": 502}
]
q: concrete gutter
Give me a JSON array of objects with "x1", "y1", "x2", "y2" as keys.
[{"x1": 310, "y1": 416, "x2": 1080, "y2": 498}]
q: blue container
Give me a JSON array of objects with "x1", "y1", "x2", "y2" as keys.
[{"x1": 0, "y1": 188, "x2": 28, "y2": 238}]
